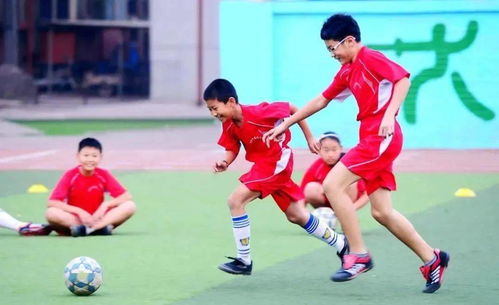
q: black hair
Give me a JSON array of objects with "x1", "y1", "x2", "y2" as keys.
[
  {"x1": 320, "y1": 13, "x2": 361, "y2": 42},
  {"x1": 78, "y1": 137, "x2": 102, "y2": 152},
  {"x1": 203, "y1": 78, "x2": 239, "y2": 104},
  {"x1": 319, "y1": 131, "x2": 341, "y2": 145}
]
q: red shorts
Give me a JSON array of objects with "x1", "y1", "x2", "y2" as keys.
[
  {"x1": 341, "y1": 118, "x2": 403, "y2": 195},
  {"x1": 240, "y1": 156, "x2": 303, "y2": 212}
]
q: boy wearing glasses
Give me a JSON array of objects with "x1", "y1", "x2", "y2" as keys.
[{"x1": 264, "y1": 13, "x2": 449, "y2": 293}]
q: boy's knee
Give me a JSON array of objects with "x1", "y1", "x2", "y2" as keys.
[
  {"x1": 371, "y1": 207, "x2": 391, "y2": 225},
  {"x1": 285, "y1": 203, "x2": 308, "y2": 225},
  {"x1": 286, "y1": 213, "x2": 300, "y2": 224},
  {"x1": 304, "y1": 182, "x2": 323, "y2": 200},
  {"x1": 122, "y1": 201, "x2": 137, "y2": 216},
  {"x1": 322, "y1": 179, "x2": 341, "y2": 195},
  {"x1": 227, "y1": 195, "x2": 243, "y2": 211},
  {"x1": 45, "y1": 207, "x2": 62, "y2": 221}
]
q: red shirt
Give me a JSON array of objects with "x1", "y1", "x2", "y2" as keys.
[
  {"x1": 50, "y1": 166, "x2": 126, "y2": 214},
  {"x1": 322, "y1": 47, "x2": 410, "y2": 122},
  {"x1": 300, "y1": 155, "x2": 366, "y2": 199},
  {"x1": 218, "y1": 102, "x2": 292, "y2": 164},
  {"x1": 300, "y1": 157, "x2": 337, "y2": 189}
]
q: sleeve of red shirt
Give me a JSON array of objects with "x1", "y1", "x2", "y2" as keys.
[
  {"x1": 322, "y1": 67, "x2": 350, "y2": 101},
  {"x1": 102, "y1": 170, "x2": 126, "y2": 198},
  {"x1": 49, "y1": 171, "x2": 71, "y2": 201},
  {"x1": 364, "y1": 50, "x2": 410, "y2": 83},
  {"x1": 300, "y1": 158, "x2": 320, "y2": 190},
  {"x1": 217, "y1": 122, "x2": 241, "y2": 155}
]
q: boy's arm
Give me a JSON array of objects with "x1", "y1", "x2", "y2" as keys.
[
  {"x1": 290, "y1": 104, "x2": 319, "y2": 154},
  {"x1": 379, "y1": 77, "x2": 410, "y2": 137},
  {"x1": 92, "y1": 191, "x2": 132, "y2": 221},
  {"x1": 264, "y1": 95, "x2": 330, "y2": 146},
  {"x1": 105, "y1": 191, "x2": 132, "y2": 208},
  {"x1": 214, "y1": 150, "x2": 237, "y2": 173},
  {"x1": 90, "y1": 191, "x2": 132, "y2": 223}
]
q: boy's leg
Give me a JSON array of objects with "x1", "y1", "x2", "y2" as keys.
[
  {"x1": 0, "y1": 208, "x2": 25, "y2": 231},
  {"x1": 218, "y1": 183, "x2": 260, "y2": 275},
  {"x1": 369, "y1": 188, "x2": 450, "y2": 293},
  {"x1": 285, "y1": 199, "x2": 346, "y2": 254},
  {"x1": 90, "y1": 201, "x2": 136, "y2": 232},
  {"x1": 345, "y1": 183, "x2": 359, "y2": 203},
  {"x1": 0, "y1": 208, "x2": 51, "y2": 236},
  {"x1": 303, "y1": 182, "x2": 329, "y2": 208},
  {"x1": 369, "y1": 188, "x2": 434, "y2": 261},
  {"x1": 324, "y1": 162, "x2": 374, "y2": 282},
  {"x1": 323, "y1": 162, "x2": 366, "y2": 253},
  {"x1": 45, "y1": 207, "x2": 81, "y2": 235},
  {"x1": 227, "y1": 183, "x2": 260, "y2": 217}
]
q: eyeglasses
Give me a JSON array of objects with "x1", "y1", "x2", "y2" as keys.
[{"x1": 327, "y1": 37, "x2": 349, "y2": 53}]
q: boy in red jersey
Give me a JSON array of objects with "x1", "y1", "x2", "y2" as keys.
[
  {"x1": 264, "y1": 14, "x2": 449, "y2": 293},
  {"x1": 204, "y1": 79, "x2": 348, "y2": 276},
  {"x1": 45, "y1": 138, "x2": 136, "y2": 237},
  {"x1": 301, "y1": 131, "x2": 368, "y2": 212}
]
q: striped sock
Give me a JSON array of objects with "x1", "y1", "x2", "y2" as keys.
[
  {"x1": 302, "y1": 213, "x2": 345, "y2": 252},
  {"x1": 232, "y1": 214, "x2": 251, "y2": 265}
]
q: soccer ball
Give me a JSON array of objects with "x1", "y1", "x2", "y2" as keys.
[
  {"x1": 64, "y1": 256, "x2": 103, "y2": 296},
  {"x1": 312, "y1": 207, "x2": 337, "y2": 229}
]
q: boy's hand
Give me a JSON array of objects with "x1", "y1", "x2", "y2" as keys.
[
  {"x1": 263, "y1": 123, "x2": 287, "y2": 147},
  {"x1": 213, "y1": 160, "x2": 229, "y2": 173},
  {"x1": 78, "y1": 210, "x2": 94, "y2": 226},
  {"x1": 378, "y1": 115, "x2": 395, "y2": 138},
  {"x1": 306, "y1": 137, "x2": 320, "y2": 154},
  {"x1": 92, "y1": 203, "x2": 109, "y2": 222}
]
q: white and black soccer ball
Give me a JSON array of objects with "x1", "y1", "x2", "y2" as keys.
[
  {"x1": 312, "y1": 207, "x2": 337, "y2": 229},
  {"x1": 64, "y1": 256, "x2": 103, "y2": 296}
]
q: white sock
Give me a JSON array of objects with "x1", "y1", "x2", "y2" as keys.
[
  {"x1": 232, "y1": 214, "x2": 251, "y2": 265},
  {"x1": 302, "y1": 213, "x2": 345, "y2": 252},
  {"x1": 0, "y1": 208, "x2": 25, "y2": 232},
  {"x1": 85, "y1": 225, "x2": 112, "y2": 234},
  {"x1": 85, "y1": 226, "x2": 95, "y2": 234}
]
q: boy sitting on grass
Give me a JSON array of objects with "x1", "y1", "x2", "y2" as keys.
[{"x1": 45, "y1": 137, "x2": 136, "y2": 237}]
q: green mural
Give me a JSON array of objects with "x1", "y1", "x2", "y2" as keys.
[{"x1": 369, "y1": 21, "x2": 495, "y2": 124}]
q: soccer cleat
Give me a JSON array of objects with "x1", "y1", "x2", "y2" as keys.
[
  {"x1": 89, "y1": 225, "x2": 113, "y2": 236},
  {"x1": 70, "y1": 225, "x2": 87, "y2": 237},
  {"x1": 420, "y1": 249, "x2": 450, "y2": 293},
  {"x1": 331, "y1": 253, "x2": 373, "y2": 282},
  {"x1": 336, "y1": 235, "x2": 349, "y2": 264},
  {"x1": 218, "y1": 256, "x2": 253, "y2": 275},
  {"x1": 18, "y1": 223, "x2": 53, "y2": 236}
]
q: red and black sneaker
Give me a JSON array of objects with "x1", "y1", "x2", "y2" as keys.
[
  {"x1": 18, "y1": 223, "x2": 52, "y2": 236},
  {"x1": 331, "y1": 252, "x2": 373, "y2": 282},
  {"x1": 420, "y1": 249, "x2": 450, "y2": 293}
]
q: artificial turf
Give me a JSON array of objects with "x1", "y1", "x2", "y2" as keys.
[
  {"x1": 1, "y1": 171, "x2": 498, "y2": 305},
  {"x1": 10, "y1": 119, "x2": 214, "y2": 135}
]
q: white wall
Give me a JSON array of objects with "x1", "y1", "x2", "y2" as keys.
[{"x1": 150, "y1": 0, "x2": 220, "y2": 104}]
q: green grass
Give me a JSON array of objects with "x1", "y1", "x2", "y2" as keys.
[
  {"x1": 10, "y1": 119, "x2": 214, "y2": 135},
  {"x1": 176, "y1": 184, "x2": 499, "y2": 305},
  {"x1": 1, "y1": 171, "x2": 498, "y2": 305}
]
